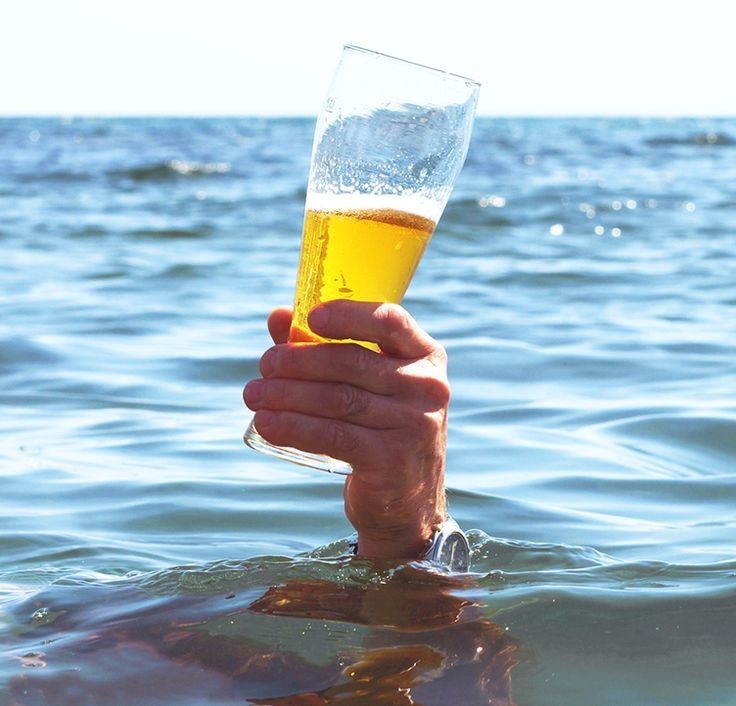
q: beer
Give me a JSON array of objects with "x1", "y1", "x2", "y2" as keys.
[{"x1": 290, "y1": 207, "x2": 436, "y2": 344}]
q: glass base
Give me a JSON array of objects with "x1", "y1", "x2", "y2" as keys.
[{"x1": 243, "y1": 419, "x2": 353, "y2": 475}]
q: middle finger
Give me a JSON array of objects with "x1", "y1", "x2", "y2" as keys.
[
  {"x1": 244, "y1": 377, "x2": 411, "y2": 429},
  {"x1": 260, "y1": 342, "x2": 407, "y2": 395}
]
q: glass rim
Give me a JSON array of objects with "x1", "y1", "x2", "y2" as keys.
[{"x1": 343, "y1": 44, "x2": 481, "y2": 88}]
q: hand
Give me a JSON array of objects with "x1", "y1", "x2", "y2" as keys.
[{"x1": 243, "y1": 300, "x2": 449, "y2": 560}]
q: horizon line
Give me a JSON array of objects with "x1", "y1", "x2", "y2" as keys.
[{"x1": 1, "y1": 113, "x2": 735, "y2": 120}]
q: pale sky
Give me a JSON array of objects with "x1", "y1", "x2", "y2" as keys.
[{"x1": 2, "y1": 0, "x2": 734, "y2": 116}]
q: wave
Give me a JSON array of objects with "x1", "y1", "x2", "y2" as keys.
[
  {"x1": 113, "y1": 159, "x2": 231, "y2": 181},
  {"x1": 0, "y1": 336, "x2": 62, "y2": 368},
  {"x1": 13, "y1": 161, "x2": 232, "y2": 184},
  {"x1": 646, "y1": 131, "x2": 736, "y2": 147},
  {"x1": 130, "y1": 226, "x2": 213, "y2": 239},
  {"x1": 13, "y1": 169, "x2": 94, "y2": 183},
  {"x1": 442, "y1": 197, "x2": 515, "y2": 227}
]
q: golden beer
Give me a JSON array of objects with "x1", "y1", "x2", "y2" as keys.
[{"x1": 290, "y1": 207, "x2": 435, "y2": 343}]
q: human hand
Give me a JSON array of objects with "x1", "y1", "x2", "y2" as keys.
[{"x1": 243, "y1": 300, "x2": 449, "y2": 560}]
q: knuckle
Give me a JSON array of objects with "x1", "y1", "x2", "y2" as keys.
[
  {"x1": 415, "y1": 408, "x2": 446, "y2": 437},
  {"x1": 398, "y1": 362, "x2": 451, "y2": 409},
  {"x1": 350, "y1": 344, "x2": 377, "y2": 378},
  {"x1": 377, "y1": 303, "x2": 412, "y2": 338},
  {"x1": 334, "y1": 383, "x2": 370, "y2": 419},
  {"x1": 426, "y1": 375, "x2": 451, "y2": 408},
  {"x1": 390, "y1": 404, "x2": 443, "y2": 443},
  {"x1": 431, "y1": 341, "x2": 448, "y2": 368},
  {"x1": 324, "y1": 419, "x2": 361, "y2": 455}
]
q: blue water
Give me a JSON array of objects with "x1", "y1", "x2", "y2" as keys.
[{"x1": 1, "y1": 117, "x2": 735, "y2": 704}]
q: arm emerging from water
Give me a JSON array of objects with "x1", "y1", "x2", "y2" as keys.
[{"x1": 243, "y1": 300, "x2": 449, "y2": 560}]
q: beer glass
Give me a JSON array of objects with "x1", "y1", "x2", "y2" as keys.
[{"x1": 244, "y1": 45, "x2": 479, "y2": 474}]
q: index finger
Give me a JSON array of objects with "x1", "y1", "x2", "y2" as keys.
[{"x1": 308, "y1": 300, "x2": 441, "y2": 360}]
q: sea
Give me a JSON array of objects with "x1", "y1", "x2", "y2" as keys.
[{"x1": 1, "y1": 117, "x2": 734, "y2": 705}]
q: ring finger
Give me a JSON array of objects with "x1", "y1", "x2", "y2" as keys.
[{"x1": 244, "y1": 377, "x2": 408, "y2": 430}]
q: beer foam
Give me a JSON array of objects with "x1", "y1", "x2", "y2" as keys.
[{"x1": 305, "y1": 192, "x2": 443, "y2": 223}]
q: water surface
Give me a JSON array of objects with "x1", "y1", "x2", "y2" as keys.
[{"x1": 1, "y1": 117, "x2": 735, "y2": 704}]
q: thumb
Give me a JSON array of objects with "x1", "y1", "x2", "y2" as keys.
[{"x1": 267, "y1": 306, "x2": 293, "y2": 344}]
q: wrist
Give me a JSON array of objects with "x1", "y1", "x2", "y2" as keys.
[
  {"x1": 356, "y1": 529, "x2": 434, "y2": 560},
  {"x1": 344, "y1": 465, "x2": 448, "y2": 560},
  {"x1": 352, "y1": 515, "x2": 469, "y2": 571},
  {"x1": 354, "y1": 506, "x2": 446, "y2": 560}
]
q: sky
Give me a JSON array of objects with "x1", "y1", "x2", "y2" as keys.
[{"x1": 1, "y1": 0, "x2": 734, "y2": 116}]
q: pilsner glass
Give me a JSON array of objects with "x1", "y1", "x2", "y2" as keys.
[{"x1": 244, "y1": 45, "x2": 479, "y2": 474}]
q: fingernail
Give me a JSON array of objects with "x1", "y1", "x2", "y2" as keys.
[
  {"x1": 244, "y1": 380, "x2": 263, "y2": 405},
  {"x1": 309, "y1": 306, "x2": 329, "y2": 332},
  {"x1": 260, "y1": 348, "x2": 276, "y2": 377}
]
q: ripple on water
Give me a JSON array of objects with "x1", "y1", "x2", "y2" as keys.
[
  {"x1": 0, "y1": 337, "x2": 63, "y2": 369},
  {"x1": 592, "y1": 412, "x2": 736, "y2": 476},
  {"x1": 130, "y1": 225, "x2": 214, "y2": 239}
]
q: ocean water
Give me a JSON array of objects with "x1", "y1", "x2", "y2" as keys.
[{"x1": 1, "y1": 117, "x2": 735, "y2": 704}]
